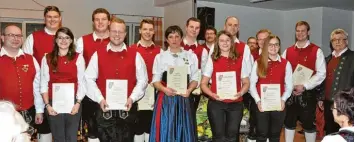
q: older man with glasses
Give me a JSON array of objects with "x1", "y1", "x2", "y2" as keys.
[{"x1": 318, "y1": 28, "x2": 354, "y2": 135}]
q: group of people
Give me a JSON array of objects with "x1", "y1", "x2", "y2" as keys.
[{"x1": 0, "y1": 5, "x2": 353, "y2": 142}]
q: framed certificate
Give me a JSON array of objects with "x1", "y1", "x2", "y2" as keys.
[
  {"x1": 138, "y1": 84, "x2": 155, "y2": 110},
  {"x1": 106, "y1": 79, "x2": 127, "y2": 110},
  {"x1": 52, "y1": 83, "x2": 75, "y2": 113},
  {"x1": 260, "y1": 84, "x2": 281, "y2": 111},
  {"x1": 167, "y1": 66, "x2": 188, "y2": 95},
  {"x1": 292, "y1": 64, "x2": 313, "y2": 85},
  {"x1": 216, "y1": 71, "x2": 237, "y2": 100}
]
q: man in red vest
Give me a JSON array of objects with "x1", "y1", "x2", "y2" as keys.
[
  {"x1": 202, "y1": 26, "x2": 217, "y2": 56},
  {"x1": 76, "y1": 8, "x2": 111, "y2": 142},
  {"x1": 282, "y1": 21, "x2": 326, "y2": 142},
  {"x1": 85, "y1": 17, "x2": 148, "y2": 142},
  {"x1": 22, "y1": 5, "x2": 61, "y2": 142},
  {"x1": 181, "y1": 17, "x2": 209, "y2": 135},
  {"x1": 0, "y1": 25, "x2": 44, "y2": 141},
  {"x1": 247, "y1": 37, "x2": 258, "y2": 60},
  {"x1": 256, "y1": 29, "x2": 272, "y2": 59}
]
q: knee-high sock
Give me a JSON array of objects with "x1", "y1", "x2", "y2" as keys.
[
  {"x1": 285, "y1": 129, "x2": 295, "y2": 142},
  {"x1": 37, "y1": 133, "x2": 52, "y2": 142},
  {"x1": 144, "y1": 133, "x2": 150, "y2": 142},
  {"x1": 134, "y1": 134, "x2": 144, "y2": 142},
  {"x1": 88, "y1": 138, "x2": 100, "y2": 142},
  {"x1": 305, "y1": 132, "x2": 316, "y2": 142}
]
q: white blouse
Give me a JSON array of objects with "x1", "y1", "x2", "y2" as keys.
[{"x1": 152, "y1": 47, "x2": 199, "y2": 84}]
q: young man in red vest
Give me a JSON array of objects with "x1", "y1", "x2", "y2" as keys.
[
  {"x1": 76, "y1": 8, "x2": 111, "y2": 142},
  {"x1": 22, "y1": 5, "x2": 62, "y2": 142},
  {"x1": 282, "y1": 21, "x2": 326, "y2": 142},
  {"x1": 0, "y1": 25, "x2": 44, "y2": 141},
  {"x1": 85, "y1": 17, "x2": 148, "y2": 142},
  {"x1": 130, "y1": 18, "x2": 162, "y2": 142},
  {"x1": 181, "y1": 17, "x2": 209, "y2": 136}
]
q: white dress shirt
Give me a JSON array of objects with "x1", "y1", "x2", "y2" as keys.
[
  {"x1": 40, "y1": 54, "x2": 87, "y2": 100},
  {"x1": 76, "y1": 32, "x2": 109, "y2": 54},
  {"x1": 332, "y1": 47, "x2": 348, "y2": 58},
  {"x1": 322, "y1": 127, "x2": 354, "y2": 142},
  {"x1": 0, "y1": 48, "x2": 44, "y2": 113},
  {"x1": 206, "y1": 43, "x2": 215, "y2": 57},
  {"x1": 183, "y1": 38, "x2": 209, "y2": 72},
  {"x1": 85, "y1": 43, "x2": 148, "y2": 103},
  {"x1": 234, "y1": 38, "x2": 254, "y2": 76},
  {"x1": 249, "y1": 55, "x2": 293, "y2": 103},
  {"x1": 152, "y1": 47, "x2": 199, "y2": 84},
  {"x1": 282, "y1": 40, "x2": 326, "y2": 90},
  {"x1": 23, "y1": 27, "x2": 56, "y2": 55}
]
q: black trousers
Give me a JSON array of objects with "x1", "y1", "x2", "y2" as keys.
[
  {"x1": 96, "y1": 104, "x2": 138, "y2": 142},
  {"x1": 190, "y1": 94, "x2": 201, "y2": 137},
  {"x1": 324, "y1": 100, "x2": 340, "y2": 134},
  {"x1": 243, "y1": 93, "x2": 257, "y2": 136},
  {"x1": 255, "y1": 109, "x2": 286, "y2": 142},
  {"x1": 134, "y1": 110, "x2": 153, "y2": 135},
  {"x1": 207, "y1": 99, "x2": 244, "y2": 142},
  {"x1": 81, "y1": 96, "x2": 99, "y2": 138},
  {"x1": 284, "y1": 92, "x2": 317, "y2": 132},
  {"x1": 19, "y1": 106, "x2": 51, "y2": 138}
]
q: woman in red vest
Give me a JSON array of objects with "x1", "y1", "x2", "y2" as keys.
[
  {"x1": 249, "y1": 35, "x2": 293, "y2": 142},
  {"x1": 40, "y1": 27, "x2": 86, "y2": 142},
  {"x1": 200, "y1": 30, "x2": 250, "y2": 141}
]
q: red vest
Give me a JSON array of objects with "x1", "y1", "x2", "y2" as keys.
[
  {"x1": 131, "y1": 44, "x2": 160, "y2": 82},
  {"x1": 285, "y1": 43, "x2": 318, "y2": 73},
  {"x1": 235, "y1": 41, "x2": 246, "y2": 58},
  {"x1": 82, "y1": 33, "x2": 110, "y2": 67},
  {"x1": 0, "y1": 54, "x2": 36, "y2": 111},
  {"x1": 181, "y1": 41, "x2": 205, "y2": 69},
  {"x1": 325, "y1": 56, "x2": 340, "y2": 100},
  {"x1": 32, "y1": 30, "x2": 55, "y2": 64},
  {"x1": 47, "y1": 53, "x2": 79, "y2": 99},
  {"x1": 256, "y1": 59, "x2": 287, "y2": 97},
  {"x1": 96, "y1": 47, "x2": 137, "y2": 99},
  {"x1": 201, "y1": 43, "x2": 210, "y2": 53},
  {"x1": 251, "y1": 49, "x2": 260, "y2": 60},
  {"x1": 210, "y1": 56, "x2": 243, "y2": 103}
]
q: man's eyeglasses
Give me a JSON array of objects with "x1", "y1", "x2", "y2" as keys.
[
  {"x1": 3, "y1": 34, "x2": 23, "y2": 39},
  {"x1": 331, "y1": 38, "x2": 347, "y2": 43}
]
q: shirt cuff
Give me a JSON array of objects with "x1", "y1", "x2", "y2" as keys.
[{"x1": 35, "y1": 106, "x2": 44, "y2": 113}]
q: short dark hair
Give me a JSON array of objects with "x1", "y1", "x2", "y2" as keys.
[
  {"x1": 334, "y1": 88, "x2": 354, "y2": 125},
  {"x1": 186, "y1": 17, "x2": 200, "y2": 26},
  {"x1": 92, "y1": 8, "x2": 110, "y2": 22},
  {"x1": 44, "y1": 6, "x2": 61, "y2": 16},
  {"x1": 163, "y1": 25, "x2": 183, "y2": 50},
  {"x1": 205, "y1": 26, "x2": 217, "y2": 35}
]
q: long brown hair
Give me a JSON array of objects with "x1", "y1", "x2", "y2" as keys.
[
  {"x1": 212, "y1": 30, "x2": 238, "y2": 61},
  {"x1": 47, "y1": 27, "x2": 76, "y2": 72},
  {"x1": 257, "y1": 34, "x2": 281, "y2": 78}
]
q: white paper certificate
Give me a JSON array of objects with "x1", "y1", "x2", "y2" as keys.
[
  {"x1": 138, "y1": 84, "x2": 155, "y2": 110},
  {"x1": 216, "y1": 71, "x2": 237, "y2": 100},
  {"x1": 106, "y1": 79, "x2": 127, "y2": 110},
  {"x1": 260, "y1": 84, "x2": 281, "y2": 111},
  {"x1": 292, "y1": 64, "x2": 313, "y2": 85},
  {"x1": 192, "y1": 69, "x2": 201, "y2": 95},
  {"x1": 167, "y1": 66, "x2": 188, "y2": 95},
  {"x1": 52, "y1": 83, "x2": 74, "y2": 113}
]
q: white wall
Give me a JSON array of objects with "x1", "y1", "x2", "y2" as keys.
[
  {"x1": 164, "y1": 0, "x2": 194, "y2": 32},
  {"x1": 322, "y1": 7, "x2": 354, "y2": 54},
  {"x1": 282, "y1": 7, "x2": 323, "y2": 51},
  {"x1": 197, "y1": 1, "x2": 354, "y2": 54},
  {"x1": 197, "y1": 1, "x2": 283, "y2": 44},
  {"x1": 0, "y1": 0, "x2": 164, "y2": 37}
]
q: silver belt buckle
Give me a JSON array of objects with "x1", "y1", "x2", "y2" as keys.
[
  {"x1": 119, "y1": 110, "x2": 129, "y2": 119},
  {"x1": 102, "y1": 110, "x2": 112, "y2": 120}
]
